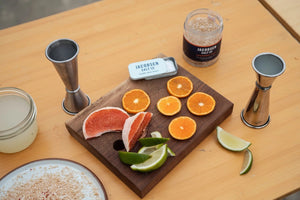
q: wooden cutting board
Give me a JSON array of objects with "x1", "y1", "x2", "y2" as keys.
[{"x1": 65, "y1": 55, "x2": 234, "y2": 198}]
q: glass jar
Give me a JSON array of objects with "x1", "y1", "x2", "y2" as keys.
[
  {"x1": 183, "y1": 8, "x2": 223, "y2": 67},
  {"x1": 0, "y1": 87, "x2": 38, "y2": 153}
]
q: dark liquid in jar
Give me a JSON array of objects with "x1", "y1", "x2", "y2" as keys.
[{"x1": 183, "y1": 16, "x2": 222, "y2": 67}]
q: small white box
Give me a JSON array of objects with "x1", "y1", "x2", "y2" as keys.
[{"x1": 128, "y1": 57, "x2": 178, "y2": 80}]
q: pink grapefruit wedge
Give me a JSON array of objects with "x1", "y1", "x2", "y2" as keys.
[
  {"x1": 83, "y1": 107, "x2": 130, "y2": 139},
  {"x1": 122, "y1": 112, "x2": 153, "y2": 151}
]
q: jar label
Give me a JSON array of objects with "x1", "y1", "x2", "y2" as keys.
[{"x1": 183, "y1": 36, "x2": 222, "y2": 62}]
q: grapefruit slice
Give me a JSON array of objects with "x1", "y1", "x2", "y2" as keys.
[
  {"x1": 83, "y1": 107, "x2": 130, "y2": 139},
  {"x1": 122, "y1": 112, "x2": 153, "y2": 151}
]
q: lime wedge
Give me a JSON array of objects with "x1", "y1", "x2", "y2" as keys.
[
  {"x1": 216, "y1": 126, "x2": 251, "y2": 151},
  {"x1": 167, "y1": 147, "x2": 176, "y2": 156},
  {"x1": 240, "y1": 149, "x2": 253, "y2": 175},
  {"x1": 138, "y1": 137, "x2": 169, "y2": 147},
  {"x1": 151, "y1": 131, "x2": 162, "y2": 138},
  {"x1": 138, "y1": 144, "x2": 163, "y2": 154},
  {"x1": 131, "y1": 144, "x2": 168, "y2": 172},
  {"x1": 118, "y1": 151, "x2": 151, "y2": 165},
  {"x1": 150, "y1": 131, "x2": 175, "y2": 156},
  {"x1": 138, "y1": 144, "x2": 175, "y2": 157}
]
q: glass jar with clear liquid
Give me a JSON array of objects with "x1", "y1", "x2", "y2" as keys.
[{"x1": 0, "y1": 87, "x2": 38, "y2": 153}]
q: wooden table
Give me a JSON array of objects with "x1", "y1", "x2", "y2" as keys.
[
  {"x1": 259, "y1": 0, "x2": 300, "y2": 42},
  {"x1": 0, "y1": 0, "x2": 299, "y2": 199}
]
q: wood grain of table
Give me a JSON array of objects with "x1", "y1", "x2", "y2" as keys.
[
  {"x1": 260, "y1": 0, "x2": 300, "y2": 42},
  {"x1": 0, "y1": 0, "x2": 299, "y2": 199}
]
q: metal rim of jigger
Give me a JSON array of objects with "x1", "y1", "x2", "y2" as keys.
[
  {"x1": 252, "y1": 52, "x2": 286, "y2": 78},
  {"x1": 62, "y1": 95, "x2": 91, "y2": 115},
  {"x1": 240, "y1": 109, "x2": 270, "y2": 129},
  {"x1": 45, "y1": 38, "x2": 79, "y2": 63}
]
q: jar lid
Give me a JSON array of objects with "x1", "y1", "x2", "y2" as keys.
[{"x1": 128, "y1": 57, "x2": 178, "y2": 80}]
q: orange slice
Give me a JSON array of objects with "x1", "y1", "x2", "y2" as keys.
[
  {"x1": 167, "y1": 76, "x2": 193, "y2": 98},
  {"x1": 122, "y1": 89, "x2": 150, "y2": 114},
  {"x1": 157, "y1": 96, "x2": 181, "y2": 116},
  {"x1": 187, "y1": 92, "x2": 216, "y2": 116},
  {"x1": 168, "y1": 116, "x2": 196, "y2": 140}
]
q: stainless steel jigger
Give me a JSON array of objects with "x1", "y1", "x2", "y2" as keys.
[
  {"x1": 45, "y1": 38, "x2": 90, "y2": 115},
  {"x1": 241, "y1": 52, "x2": 285, "y2": 128}
]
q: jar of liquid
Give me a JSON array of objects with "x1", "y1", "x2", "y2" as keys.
[
  {"x1": 0, "y1": 87, "x2": 38, "y2": 153},
  {"x1": 183, "y1": 8, "x2": 223, "y2": 67}
]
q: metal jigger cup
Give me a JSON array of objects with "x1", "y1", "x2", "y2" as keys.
[
  {"x1": 241, "y1": 52, "x2": 285, "y2": 128},
  {"x1": 45, "y1": 38, "x2": 90, "y2": 115}
]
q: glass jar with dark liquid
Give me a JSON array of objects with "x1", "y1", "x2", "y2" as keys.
[{"x1": 183, "y1": 8, "x2": 223, "y2": 67}]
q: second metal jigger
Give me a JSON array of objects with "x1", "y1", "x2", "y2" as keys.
[
  {"x1": 241, "y1": 52, "x2": 285, "y2": 128},
  {"x1": 45, "y1": 38, "x2": 90, "y2": 115}
]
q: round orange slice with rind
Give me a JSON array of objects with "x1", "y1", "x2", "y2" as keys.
[
  {"x1": 167, "y1": 76, "x2": 193, "y2": 98},
  {"x1": 157, "y1": 96, "x2": 181, "y2": 116},
  {"x1": 187, "y1": 92, "x2": 216, "y2": 116},
  {"x1": 122, "y1": 89, "x2": 150, "y2": 114},
  {"x1": 168, "y1": 116, "x2": 197, "y2": 140}
]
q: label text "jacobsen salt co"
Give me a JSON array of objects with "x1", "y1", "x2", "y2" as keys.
[
  {"x1": 135, "y1": 61, "x2": 159, "y2": 72},
  {"x1": 197, "y1": 45, "x2": 217, "y2": 54}
]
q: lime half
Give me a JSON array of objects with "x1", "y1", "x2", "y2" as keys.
[
  {"x1": 216, "y1": 126, "x2": 251, "y2": 151},
  {"x1": 131, "y1": 144, "x2": 168, "y2": 172},
  {"x1": 240, "y1": 149, "x2": 253, "y2": 175},
  {"x1": 118, "y1": 151, "x2": 151, "y2": 165}
]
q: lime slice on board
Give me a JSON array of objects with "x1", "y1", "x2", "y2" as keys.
[
  {"x1": 138, "y1": 144, "x2": 175, "y2": 157},
  {"x1": 131, "y1": 144, "x2": 168, "y2": 172},
  {"x1": 166, "y1": 147, "x2": 176, "y2": 156},
  {"x1": 151, "y1": 131, "x2": 162, "y2": 138},
  {"x1": 118, "y1": 151, "x2": 151, "y2": 165},
  {"x1": 138, "y1": 144, "x2": 163, "y2": 154},
  {"x1": 138, "y1": 137, "x2": 169, "y2": 147},
  {"x1": 150, "y1": 131, "x2": 175, "y2": 156},
  {"x1": 240, "y1": 149, "x2": 253, "y2": 175},
  {"x1": 216, "y1": 126, "x2": 251, "y2": 151}
]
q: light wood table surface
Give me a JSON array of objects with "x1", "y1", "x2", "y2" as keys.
[
  {"x1": 260, "y1": 0, "x2": 300, "y2": 42},
  {"x1": 0, "y1": 0, "x2": 299, "y2": 199}
]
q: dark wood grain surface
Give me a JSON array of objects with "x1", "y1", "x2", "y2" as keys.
[{"x1": 65, "y1": 56, "x2": 233, "y2": 197}]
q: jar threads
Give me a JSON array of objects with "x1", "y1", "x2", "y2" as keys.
[{"x1": 183, "y1": 8, "x2": 223, "y2": 67}]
